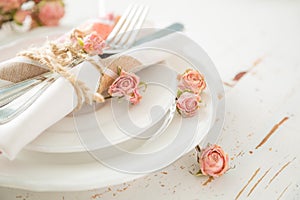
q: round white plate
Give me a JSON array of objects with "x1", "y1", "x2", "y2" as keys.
[{"x1": 0, "y1": 31, "x2": 225, "y2": 191}]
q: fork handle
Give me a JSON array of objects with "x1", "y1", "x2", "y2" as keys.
[
  {"x1": 0, "y1": 72, "x2": 52, "y2": 107},
  {"x1": 0, "y1": 74, "x2": 58, "y2": 124}
]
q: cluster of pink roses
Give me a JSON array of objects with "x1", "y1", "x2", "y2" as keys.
[
  {"x1": 0, "y1": 0, "x2": 65, "y2": 29},
  {"x1": 176, "y1": 69, "x2": 206, "y2": 117},
  {"x1": 108, "y1": 68, "x2": 142, "y2": 105}
]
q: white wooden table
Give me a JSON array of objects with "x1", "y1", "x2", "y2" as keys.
[{"x1": 1, "y1": 0, "x2": 300, "y2": 199}]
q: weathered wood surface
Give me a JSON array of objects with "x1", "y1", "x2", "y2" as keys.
[{"x1": 0, "y1": 0, "x2": 299, "y2": 199}]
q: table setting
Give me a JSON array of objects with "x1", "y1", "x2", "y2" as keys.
[{"x1": 0, "y1": 0, "x2": 300, "y2": 199}]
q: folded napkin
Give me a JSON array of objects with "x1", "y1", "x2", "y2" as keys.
[{"x1": 0, "y1": 53, "x2": 142, "y2": 160}]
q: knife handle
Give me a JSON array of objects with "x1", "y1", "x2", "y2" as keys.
[{"x1": 132, "y1": 23, "x2": 185, "y2": 46}]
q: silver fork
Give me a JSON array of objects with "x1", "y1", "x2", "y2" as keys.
[
  {"x1": 0, "y1": 5, "x2": 149, "y2": 124},
  {"x1": 105, "y1": 4, "x2": 149, "y2": 53}
]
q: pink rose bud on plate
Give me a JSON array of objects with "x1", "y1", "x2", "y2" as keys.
[
  {"x1": 199, "y1": 144, "x2": 229, "y2": 177},
  {"x1": 178, "y1": 69, "x2": 206, "y2": 94},
  {"x1": 83, "y1": 32, "x2": 106, "y2": 55},
  {"x1": 108, "y1": 70, "x2": 140, "y2": 96},
  {"x1": 108, "y1": 69, "x2": 142, "y2": 105},
  {"x1": 176, "y1": 92, "x2": 201, "y2": 117},
  {"x1": 38, "y1": 0, "x2": 65, "y2": 26}
]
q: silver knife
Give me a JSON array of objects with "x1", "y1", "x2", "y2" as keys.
[
  {"x1": 100, "y1": 23, "x2": 184, "y2": 58},
  {"x1": 133, "y1": 23, "x2": 184, "y2": 46}
]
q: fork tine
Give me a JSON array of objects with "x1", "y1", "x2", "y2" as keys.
[
  {"x1": 122, "y1": 5, "x2": 149, "y2": 48},
  {"x1": 117, "y1": 5, "x2": 147, "y2": 48},
  {"x1": 106, "y1": 4, "x2": 135, "y2": 45},
  {"x1": 109, "y1": 5, "x2": 139, "y2": 48},
  {"x1": 114, "y1": 5, "x2": 144, "y2": 47}
]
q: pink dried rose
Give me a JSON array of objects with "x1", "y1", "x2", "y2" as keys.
[
  {"x1": 178, "y1": 69, "x2": 206, "y2": 94},
  {"x1": 108, "y1": 69, "x2": 142, "y2": 105},
  {"x1": 198, "y1": 144, "x2": 229, "y2": 177},
  {"x1": 0, "y1": 0, "x2": 25, "y2": 12},
  {"x1": 108, "y1": 70, "x2": 140, "y2": 96},
  {"x1": 38, "y1": 0, "x2": 65, "y2": 26},
  {"x1": 82, "y1": 32, "x2": 106, "y2": 55},
  {"x1": 176, "y1": 92, "x2": 201, "y2": 117}
]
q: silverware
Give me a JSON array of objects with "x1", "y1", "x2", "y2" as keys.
[
  {"x1": 0, "y1": 72, "x2": 53, "y2": 107},
  {"x1": 0, "y1": 73, "x2": 58, "y2": 124},
  {"x1": 0, "y1": 4, "x2": 149, "y2": 124},
  {"x1": 132, "y1": 22, "x2": 184, "y2": 46},
  {"x1": 104, "y1": 4, "x2": 149, "y2": 54}
]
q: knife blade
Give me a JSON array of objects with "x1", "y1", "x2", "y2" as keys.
[
  {"x1": 133, "y1": 22, "x2": 184, "y2": 46},
  {"x1": 100, "y1": 23, "x2": 184, "y2": 58}
]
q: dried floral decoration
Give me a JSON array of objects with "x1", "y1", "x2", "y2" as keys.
[{"x1": 176, "y1": 69, "x2": 206, "y2": 117}]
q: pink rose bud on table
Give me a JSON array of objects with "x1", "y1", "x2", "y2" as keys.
[
  {"x1": 199, "y1": 144, "x2": 229, "y2": 177},
  {"x1": 37, "y1": 0, "x2": 65, "y2": 26},
  {"x1": 178, "y1": 69, "x2": 206, "y2": 94},
  {"x1": 176, "y1": 92, "x2": 201, "y2": 117}
]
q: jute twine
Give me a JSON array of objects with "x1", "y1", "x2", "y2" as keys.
[{"x1": 18, "y1": 41, "x2": 105, "y2": 110}]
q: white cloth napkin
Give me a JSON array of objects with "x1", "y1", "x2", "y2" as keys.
[{"x1": 0, "y1": 58, "x2": 101, "y2": 160}]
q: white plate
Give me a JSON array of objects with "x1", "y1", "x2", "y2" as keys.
[{"x1": 0, "y1": 31, "x2": 225, "y2": 191}]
